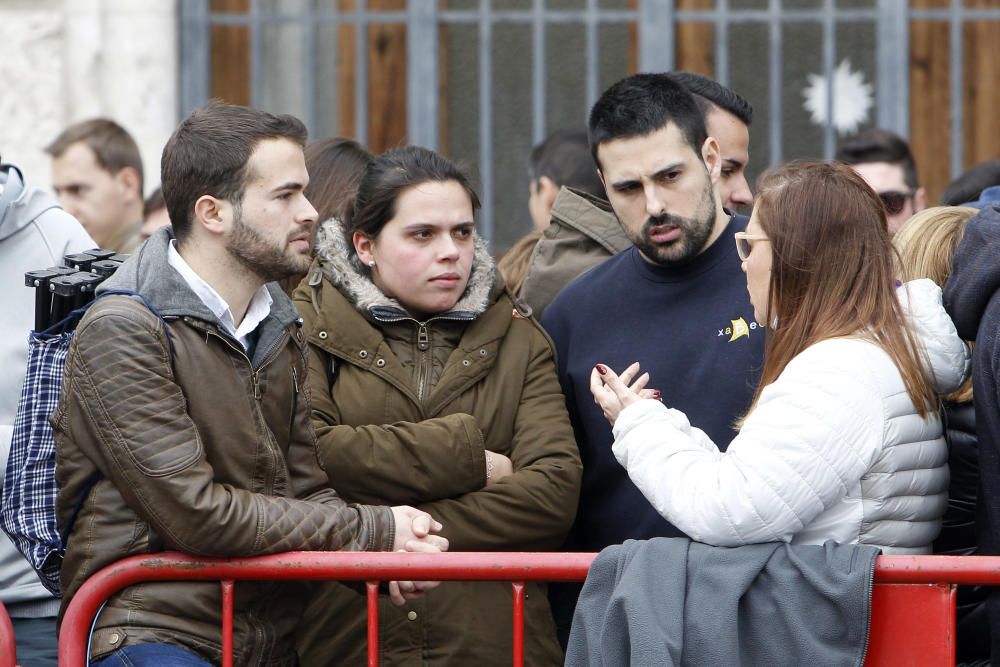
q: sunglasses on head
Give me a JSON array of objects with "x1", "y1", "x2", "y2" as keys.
[{"x1": 878, "y1": 191, "x2": 914, "y2": 216}]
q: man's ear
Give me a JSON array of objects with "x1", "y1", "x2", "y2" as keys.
[
  {"x1": 116, "y1": 166, "x2": 142, "y2": 201},
  {"x1": 353, "y1": 230, "x2": 375, "y2": 266},
  {"x1": 192, "y1": 195, "x2": 229, "y2": 236},
  {"x1": 597, "y1": 169, "x2": 606, "y2": 190},
  {"x1": 538, "y1": 176, "x2": 560, "y2": 210},
  {"x1": 701, "y1": 137, "x2": 721, "y2": 184},
  {"x1": 914, "y1": 186, "x2": 927, "y2": 212}
]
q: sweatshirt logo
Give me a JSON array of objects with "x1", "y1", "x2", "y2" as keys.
[{"x1": 718, "y1": 316, "x2": 757, "y2": 342}]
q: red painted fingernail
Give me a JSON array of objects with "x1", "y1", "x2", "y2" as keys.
[
  {"x1": 595, "y1": 364, "x2": 607, "y2": 375},
  {"x1": 653, "y1": 390, "x2": 661, "y2": 397}
]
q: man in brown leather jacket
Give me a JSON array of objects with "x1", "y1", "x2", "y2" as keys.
[{"x1": 54, "y1": 102, "x2": 447, "y2": 667}]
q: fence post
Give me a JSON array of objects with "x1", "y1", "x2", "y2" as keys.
[
  {"x1": 407, "y1": 0, "x2": 440, "y2": 151},
  {"x1": 221, "y1": 579, "x2": 235, "y2": 667},
  {"x1": 876, "y1": 0, "x2": 909, "y2": 137},
  {"x1": 0, "y1": 601, "x2": 16, "y2": 667},
  {"x1": 638, "y1": 0, "x2": 675, "y2": 73},
  {"x1": 366, "y1": 581, "x2": 380, "y2": 667},
  {"x1": 511, "y1": 581, "x2": 526, "y2": 667}
]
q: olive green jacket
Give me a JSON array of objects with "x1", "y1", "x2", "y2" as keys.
[
  {"x1": 519, "y1": 187, "x2": 631, "y2": 320},
  {"x1": 292, "y1": 220, "x2": 582, "y2": 666}
]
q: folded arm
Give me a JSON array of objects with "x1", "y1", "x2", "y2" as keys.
[
  {"x1": 307, "y1": 345, "x2": 488, "y2": 505},
  {"x1": 414, "y1": 331, "x2": 583, "y2": 552}
]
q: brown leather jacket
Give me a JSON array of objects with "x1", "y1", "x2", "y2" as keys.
[{"x1": 54, "y1": 229, "x2": 395, "y2": 666}]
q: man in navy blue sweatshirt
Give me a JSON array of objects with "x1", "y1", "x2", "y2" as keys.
[{"x1": 543, "y1": 73, "x2": 764, "y2": 642}]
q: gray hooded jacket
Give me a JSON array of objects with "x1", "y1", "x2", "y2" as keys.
[{"x1": 0, "y1": 164, "x2": 93, "y2": 615}]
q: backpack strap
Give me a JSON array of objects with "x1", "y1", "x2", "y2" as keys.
[
  {"x1": 98, "y1": 290, "x2": 177, "y2": 359},
  {"x1": 45, "y1": 289, "x2": 177, "y2": 359}
]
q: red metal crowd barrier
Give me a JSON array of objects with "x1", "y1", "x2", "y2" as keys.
[
  {"x1": 57, "y1": 552, "x2": 1000, "y2": 667},
  {"x1": 0, "y1": 601, "x2": 16, "y2": 667}
]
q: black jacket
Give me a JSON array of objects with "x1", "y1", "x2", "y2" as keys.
[{"x1": 943, "y1": 204, "x2": 1000, "y2": 664}]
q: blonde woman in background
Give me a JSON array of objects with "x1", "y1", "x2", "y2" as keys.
[{"x1": 893, "y1": 205, "x2": 987, "y2": 665}]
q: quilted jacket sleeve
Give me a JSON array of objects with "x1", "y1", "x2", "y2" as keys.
[
  {"x1": 65, "y1": 301, "x2": 394, "y2": 556},
  {"x1": 898, "y1": 279, "x2": 970, "y2": 394},
  {"x1": 610, "y1": 340, "x2": 887, "y2": 547}
]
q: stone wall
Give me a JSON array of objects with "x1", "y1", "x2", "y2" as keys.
[{"x1": 0, "y1": 0, "x2": 178, "y2": 195}]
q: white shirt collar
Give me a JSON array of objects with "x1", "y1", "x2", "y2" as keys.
[{"x1": 167, "y1": 240, "x2": 273, "y2": 351}]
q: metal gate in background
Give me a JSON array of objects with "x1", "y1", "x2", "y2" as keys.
[{"x1": 178, "y1": 0, "x2": 1000, "y2": 248}]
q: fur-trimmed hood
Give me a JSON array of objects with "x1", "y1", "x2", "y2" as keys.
[{"x1": 313, "y1": 217, "x2": 497, "y2": 321}]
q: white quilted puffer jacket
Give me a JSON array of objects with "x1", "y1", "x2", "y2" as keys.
[{"x1": 611, "y1": 279, "x2": 970, "y2": 553}]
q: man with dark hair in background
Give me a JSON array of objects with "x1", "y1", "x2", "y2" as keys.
[
  {"x1": 835, "y1": 128, "x2": 926, "y2": 235},
  {"x1": 942, "y1": 159, "x2": 1000, "y2": 208},
  {"x1": 55, "y1": 102, "x2": 447, "y2": 667},
  {"x1": 520, "y1": 71, "x2": 754, "y2": 318},
  {"x1": 669, "y1": 71, "x2": 753, "y2": 211},
  {"x1": 527, "y1": 128, "x2": 606, "y2": 231},
  {"x1": 498, "y1": 129, "x2": 607, "y2": 294},
  {"x1": 542, "y1": 73, "x2": 763, "y2": 645},
  {"x1": 140, "y1": 187, "x2": 171, "y2": 240},
  {"x1": 46, "y1": 118, "x2": 144, "y2": 253}
]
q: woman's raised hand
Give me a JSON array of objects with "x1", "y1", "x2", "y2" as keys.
[{"x1": 590, "y1": 362, "x2": 660, "y2": 426}]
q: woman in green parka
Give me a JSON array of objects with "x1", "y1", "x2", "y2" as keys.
[{"x1": 293, "y1": 146, "x2": 582, "y2": 666}]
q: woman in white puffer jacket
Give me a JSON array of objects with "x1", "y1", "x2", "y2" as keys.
[{"x1": 591, "y1": 161, "x2": 969, "y2": 553}]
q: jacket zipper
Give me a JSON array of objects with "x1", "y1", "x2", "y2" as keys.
[
  {"x1": 245, "y1": 605, "x2": 266, "y2": 667},
  {"x1": 205, "y1": 328, "x2": 290, "y2": 497},
  {"x1": 856, "y1": 553, "x2": 878, "y2": 666},
  {"x1": 193, "y1": 323, "x2": 294, "y2": 663},
  {"x1": 416, "y1": 324, "x2": 430, "y2": 401},
  {"x1": 372, "y1": 313, "x2": 474, "y2": 403},
  {"x1": 207, "y1": 329, "x2": 289, "y2": 402},
  {"x1": 288, "y1": 365, "x2": 303, "y2": 444}
]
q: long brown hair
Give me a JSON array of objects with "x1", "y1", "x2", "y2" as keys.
[
  {"x1": 304, "y1": 137, "x2": 372, "y2": 222},
  {"x1": 280, "y1": 137, "x2": 372, "y2": 295},
  {"x1": 748, "y1": 161, "x2": 937, "y2": 418}
]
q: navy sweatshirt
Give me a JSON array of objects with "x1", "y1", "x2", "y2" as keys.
[
  {"x1": 543, "y1": 213, "x2": 763, "y2": 552},
  {"x1": 543, "y1": 213, "x2": 764, "y2": 644},
  {"x1": 943, "y1": 203, "x2": 1000, "y2": 664}
]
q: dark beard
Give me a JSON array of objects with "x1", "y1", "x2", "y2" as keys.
[
  {"x1": 226, "y1": 202, "x2": 311, "y2": 282},
  {"x1": 631, "y1": 178, "x2": 717, "y2": 266}
]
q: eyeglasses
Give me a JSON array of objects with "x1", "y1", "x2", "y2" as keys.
[
  {"x1": 734, "y1": 232, "x2": 769, "y2": 261},
  {"x1": 878, "y1": 190, "x2": 915, "y2": 216}
]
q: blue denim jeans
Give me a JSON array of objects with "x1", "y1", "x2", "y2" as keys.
[
  {"x1": 91, "y1": 643, "x2": 215, "y2": 667},
  {"x1": 10, "y1": 616, "x2": 58, "y2": 667}
]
